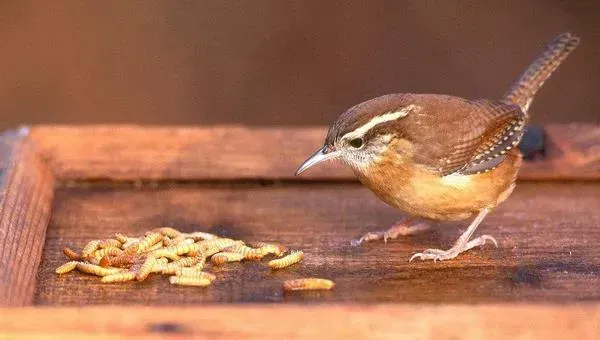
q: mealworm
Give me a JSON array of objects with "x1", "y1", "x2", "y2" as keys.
[
  {"x1": 170, "y1": 242, "x2": 201, "y2": 255},
  {"x1": 223, "y1": 244, "x2": 265, "y2": 260},
  {"x1": 283, "y1": 278, "x2": 335, "y2": 291},
  {"x1": 136, "y1": 256, "x2": 157, "y2": 281},
  {"x1": 137, "y1": 232, "x2": 163, "y2": 253},
  {"x1": 202, "y1": 245, "x2": 221, "y2": 258},
  {"x1": 147, "y1": 241, "x2": 164, "y2": 252},
  {"x1": 155, "y1": 227, "x2": 182, "y2": 238},
  {"x1": 211, "y1": 252, "x2": 244, "y2": 265},
  {"x1": 93, "y1": 247, "x2": 123, "y2": 258},
  {"x1": 194, "y1": 256, "x2": 206, "y2": 271},
  {"x1": 150, "y1": 248, "x2": 180, "y2": 261},
  {"x1": 199, "y1": 238, "x2": 243, "y2": 252},
  {"x1": 169, "y1": 276, "x2": 212, "y2": 287},
  {"x1": 102, "y1": 254, "x2": 138, "y2": 267},
  {"x1": 175, "y1": 269, "x2": 216, "y2": 281},
  {"x1": 181, "y1": 231, "x2": 219, "y2": 241},
  {"x1": 150, "y1": 258, "x2": 169, "y2": 273},
  {"x1": 55, "y1": 261, "x2": 79, "y2": 274},
  {"x1": 81, "y1": 240, "x2": 100, "y2": 257},
  {"x1": 250, "y1": 242, "x2": 287, "y2": 257},
  {"x1": 172, "y1": 256, "x2": 200, "y2": 267},
  {"x1": 169, "y1": 235, "x2": 187, "y2": 245},
  {"x1": 76, "y1": 263, "x2": 123, "y2": 276},
  {"x1": 114, "y1": 233, "x2": 137, "y2": 244},
  {"x1": 123, "y1": 242, "x2": 140, "y2": 255},
  {"x1": 101, "y1": 271, "x2": 136, "y2": 283},
  {"x1": 268, "y1": 250, "x2": 304, "y2": 269},
  {"x1": 98, "y1": 239, "x2": 122, "y2": 249},
  {"x1": 62, "y1": 247, "x2": 80, "y2": 260}
]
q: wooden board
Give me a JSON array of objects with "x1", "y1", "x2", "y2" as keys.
[
  {"x1": 1, "y1": 305, "x2": 599, "y2": 339},
  {"x1": 36, "y1": 182, "x2": 600, "y2": 305},
  {"x1": 0, "y1": 124, "x2": 599, "y2": 338},
  {"x1": 29, "y1": 124, "x2": 600, "y2": 181}
]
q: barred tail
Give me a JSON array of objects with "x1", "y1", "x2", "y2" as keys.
[{"x1": 503, "y1": 32, "x2": 580, "y2": 113}]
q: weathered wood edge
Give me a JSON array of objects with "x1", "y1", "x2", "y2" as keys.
[
  {"x1": 29, "y1": 124, "x2": 600, "y2": 181},
  {"x1": 0, "y1": 127, "x2": 55, "y2": 306},
  {"x1": 0, "y1": 304, "x2": 598, "y2": 339}
]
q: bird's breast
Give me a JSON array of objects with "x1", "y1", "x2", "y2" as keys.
[{"x1": 354, "y1": 149, "x2": 521, "y2": 221}]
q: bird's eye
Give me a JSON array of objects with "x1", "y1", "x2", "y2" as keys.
[{"x1": 349, "y1": 138, "x2": 363, "y2": 148}]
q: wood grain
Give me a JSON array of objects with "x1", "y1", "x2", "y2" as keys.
[
  {"x1": 29, "y1": 124, "x2": 600, "y2": 181},
  {"x1": 36, "y1": 182, "x2": 600, "y2": 305},
  {"x1": 1, "y1": 305, "x2": 599, "y2": 339},
  {"x1": 0, "y1": 128, "x2": 55, "y2": 306}
]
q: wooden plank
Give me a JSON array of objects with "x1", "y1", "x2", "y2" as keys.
[
  {"x1": 0, "y1": 305, "x2": 599, "y2": 339},
  {"x1": 520, "y1": 124, "x2": 600, "y2": 180},
  {"x1": 29, "y1": 124, "x2": 600, "y2": 181},
  {"x1": 0, "y1": 128, "x2": 55, "y2": 306},
  {"x1": 35, "y1": 182, "x2": 600, "y2": 305}
]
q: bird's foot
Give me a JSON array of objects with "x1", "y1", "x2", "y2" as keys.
[
  {"x1": 350, "y1": 220, "x2": 430, "y2": 246},
  {"x1": 409, "y1": 235, "x2": 497, "y2": 262}
]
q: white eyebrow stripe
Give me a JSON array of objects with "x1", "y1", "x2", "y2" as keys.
[{"x1": 341, "y1": 104, "x2": 420, "y2": 140}]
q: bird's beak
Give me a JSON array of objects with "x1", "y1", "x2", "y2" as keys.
[{"x1": 295, "y1": 146, "x2": 340, "y2": 176}]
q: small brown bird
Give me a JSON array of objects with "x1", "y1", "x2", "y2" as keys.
[{"x1": 295, "y1": 33, "x2": 580, "y2": 261}]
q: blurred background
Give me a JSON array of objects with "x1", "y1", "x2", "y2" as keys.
[{"x1": 0, "y1": 1, "x2": 597, "y2": 130}]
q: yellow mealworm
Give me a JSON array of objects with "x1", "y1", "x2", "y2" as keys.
[
  {"x1": 202, "y1": 246, "x2": 221, "y2": 258},
  {"x1": 175, "y1": 269, "x2": 216, "y2": 281},
  {"x1": 81, "y1": 240, "x2": 100, "y2": 257},
  {"x1": 55, "y1": 261, "x2": 79, "y2": 274},
  {"x1": 62, "y1": 247, "x2": 80, "y2": 260},
  {"x1": 194, "y1": 256, "x2": 206, "y2": 271},
  {"x1": 162, "y1": 236, "x2": 172, "y2": 247},
  {"x1": 199, "y1": 238, "x2": 243, "y2": 252},
  {"x1": 169, "y1": 235, "x2": 186, "y2": 245},
  {"x1": 169, "y1": 276, "x2": 212, "y2": 287},
  {"x1": 123, "y1": 242, "x2": 140, "y2": 255},
  {"x1": 93, "y1": 247, "x2": 123, "y2": 258},
  {"x1": 101, "y1": 271, "x2": 136, "y2": 283},
  {"x1": 150, "y1": 258, "x2": 169, "y2": 273},
  {"x1": 172, "y1": 256, "x2": 200, "y2": 267},
  {"x1": 76, "y1": 263, "x2": 122, "y2": 276},
  {"x1": 137, "y1": 232, "x2": 163, "y2": 253},
  {"x1": 102, "y1": 254, "x2": 138, "y2": 267},
  {"x1": 170, "y1": 242, "x2": 201, "y2": 255},
  {"x1": 250, "y1": 242, "x2": 287, "y2": 257},
  {"x1": 114, "y1": 233, "x2": 135, "y2": 244},
  {"x1": 150, "y1": 248, "x2": 180, "y2": 261},
  {"x1": 268, "y1": 250, "x2": 304, "y2": 269},
  {"x1": 282, "y1": 278, "x2": 335, "y2": 291},
  {"x1": 211, "y1": 252, "x2": 244, "y2": 265},
  {"x1": 223, "y1": 244, "x2": 265, "y2": 260},
  {"x1": 136, "y1": 256, "x2": 157, "y2": 281},
  {"x1": 155, "y1": 227, "x2": 182, "y2": 238},
  {"x1": 147, "y1": 241, "x2": 164, "y2": 252},
  {"x1": 181, "y1": 231, "x2": 219, "y2": 241},
  {"x1": 98, "y1": 239, "x2": 122, "y2": 248}
]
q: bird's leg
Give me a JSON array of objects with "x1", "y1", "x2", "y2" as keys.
[
  {"x1": 409, "y1": 208, "x2": 497, "y2": 262},
  {"x1": 351, "y1": 218, "x2": 431, "y2": 246}
]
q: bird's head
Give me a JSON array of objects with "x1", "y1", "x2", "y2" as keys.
[{"x1": 295, "y1": 94, "x2": 420, "y2": 175}]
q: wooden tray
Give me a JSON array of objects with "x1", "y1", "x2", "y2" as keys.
[{"x1": 0, "y1": 124, "x2": 599, "y2": 339}]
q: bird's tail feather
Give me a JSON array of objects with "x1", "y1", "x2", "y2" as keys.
[{"x1": 503, "y1": 32, "x2": 580, "y2": 113}]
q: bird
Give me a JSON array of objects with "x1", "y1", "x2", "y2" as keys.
[{"x1": 295, "y1": 32, "x2": 580, "y2": 262}]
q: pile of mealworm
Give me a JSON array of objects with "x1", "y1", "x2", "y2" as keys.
[{"x1": 55, "y1": 227, "x2": 334, "y2": 291}]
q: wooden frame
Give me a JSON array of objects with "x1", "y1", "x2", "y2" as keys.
[{"x1": 0, "y1": 124, "x2": 599, "y2": 338}]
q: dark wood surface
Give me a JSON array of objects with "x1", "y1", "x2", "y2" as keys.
[
  {"x1": 0, "y1": 125, "x2": 599, "y2": 337},
  {"x1": 36, "y1": 181, "x2": 600, "y2": 305},
  {"x1": 1, "y1": 305, "x2": 599, "y2": 339},
  {"x1": 30, "y1": 124, "x2": 600, "y2": 181},
  {"x1": 0, "y1": 129, "x2": 55, "y2": 306}
]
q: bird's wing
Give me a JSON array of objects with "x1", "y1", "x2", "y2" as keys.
[{"x1": 408, "y1": 98, "x2": 526, "y2": 176}]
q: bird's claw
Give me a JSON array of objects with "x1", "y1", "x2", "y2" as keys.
[{"x1": 409, "y1": 234, "x2": 498, "y2": 262}]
